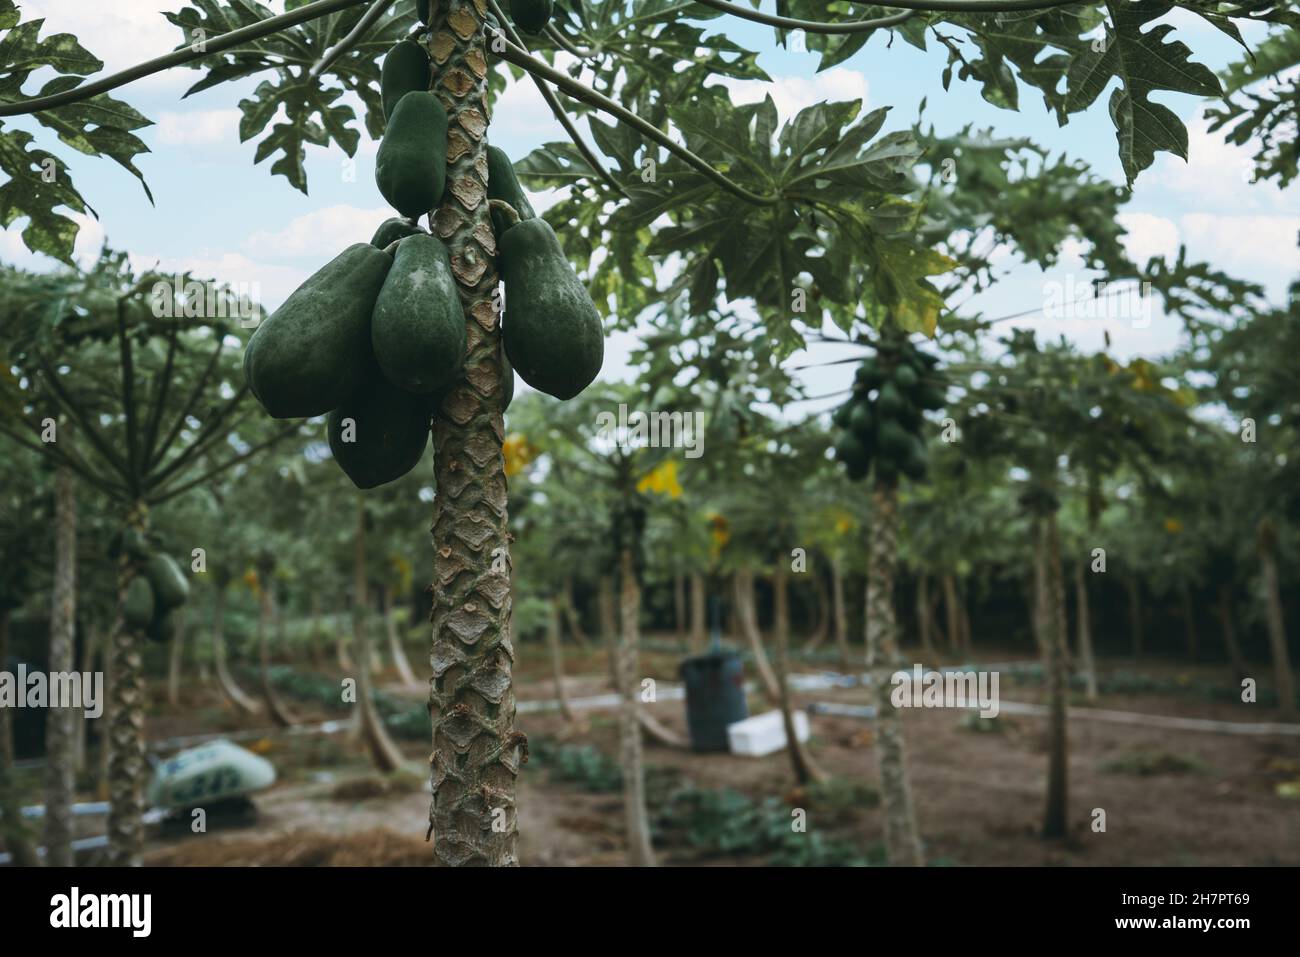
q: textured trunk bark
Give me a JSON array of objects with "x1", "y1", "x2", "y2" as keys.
[
  {"x1": 832, "y1": 556, "x2": 852, "y2": 672},
  {"x1": 773, "y1": 563, "x2": 825, "y2": 786},
  {"x1": 916, "y1": 572, "x2": 935, "y2": 663},
  {"x1": 95, "y1": 621, "x2": 112, "y2": 800},
  {"x1": 354, "y1": 499, "x2": 405, "y2": 773},
  {"x1": 1216, "y1": 584, "x2": 1249, "y2": 683},
  {"x1": 213, "y1": 588, "x2": 259, "y2": 715},
  {"x1": 1, "y1": 608, "x2": 41, "y2": 866},
  {"x1": 166, "y1": 603, "x2": 187, "y2": 707},
  {"x1": 733, "y1": 569, "x2": 781, "y2": 705},
  {"x1": 1180, "y1": 583, "x2": 1199, "y2": 663},
  {"x1": 425, "y1": 1, "x2": 520, "y2": 868},
  {"x1": 258, "y1": 584, "x2": 297, "y2": 727},
  {"x1": 43, "y1": 464, "x2": 77, "y2": 866},
  {"x1": 673, "y1": 573, "x2": 686, "y2": 639},
  {"x1": 73, "y1": 622, "x2": 97, "y2": 773},
  {"x1": 1258, "y1": 521, "x2": 1296, "y2": 718},
  {"x1": 105, "y1": 505, "x2": 148, "y2": 867},
  {"x1": 1127, "y1": 578, "x2": 1143, "y2": 661},
  {"x1": 617, "y1": 548, "x2": 655, "y2": 866},
  {"x1": 942, "y1": 573, "x2": 961, "y2": 656},
  {"x1": 1037, "y1": 512, "x2": 1069, "y2": 839},
  {"x1": 689, "y1": 572, "x2": 706, "y2": 653},
  {"x1": 560, "y1": 576, "x2": 588, "y2": 649},
  {"x1": 599, "y1": 574, "x2": 619, "y2": 690},
  {"x1": 866, "y1": 484, "x2": 924, "y2": 866},
  {"x1": 1073, "y1": 562, "x2": 1099, "y2": 703},
  {"x1": 547, "y1": 596, "x2": 573, "y2": 721},
  {"x1": 383, "y1": 586, "x2": 419, "y2": 688}
]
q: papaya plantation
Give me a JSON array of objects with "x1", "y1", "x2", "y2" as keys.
[{"x1": 0, "y1": 0, "x2": 1298, "y2": 918}]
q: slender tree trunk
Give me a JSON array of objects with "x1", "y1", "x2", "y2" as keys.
[
  {"x1": 73, "y1": 622, "x2": 97, "y2": 773},
  {"x1": 1073, "y1": 562, "x2": 1099, "y2": 703},
  {"x1": 308, "y1": 592, "x2": 324, "y2": 671},
  {"x1": 95, "y1": 621, "x2": 113, "y2": 800},
  {"x1": 1037, "y1": 512, "x2": 1069, "y2": 839},
  {"x1": 832, "y1": 555, "x2": 852, "y2": 672},
  {"x1": 866, "y1": 484, "x2": 924, "y2": 866},
  {"x1": 689, "y1": 571, "x2": 706, "y2": 653},
  {"x1": 383, "y1": 586, "x2": 419, "y2": 688},
  {"x1": 734, "y1": 569, "x2": 781, "y2": 705},
  {"x1": 773, "y1": 563, "x2": 825, "y2": 786},
  {"x1": 0, "y1": 608, "x2": 41, "y2": 866},
  {"x1": 167, "y1": 603, "x2": 188, "y2": 707},
  {"x1": 354, "y1": 499, "x2": 405, "y2": 772},
  {"x1": 942, "y1": 573, "x2": 961, "y2": 656},
  {"x1": 425, "y1": 2, "x2": 520, "y2": 868},
  {"x1": 547, "y1": 596, "x2": 573, "y2": 721},
  {"x1": 336, "y1": 609, "x2": 353, "y2": 672},
  {"x1": 617, "y1": 548, "x2": 655, "y2": 866},
  {"x1": 213, "y1": 588, "x2": 259, "y2": 715},
  {"x1": 560, "y1": 576, "x2": 589, "y2": 649},
  {"x1": 1216, "y1": 584, "x2": 1249, "y2": 682},
  {"x1": 257, "y1": 584, "x2": 297, "y2": 727},
  {"x1": 1258, "y1": 520, "x2": 1296, "y2": 718},
  {"x1": 43, "y1": 464, "x2": 77, "y2": 866},
  {"x1": 1179, "y1": 582, "x2": 1199, "y2": 663},
  {"x1": 673, "y1": 573, "x2": 686, "y2": 640},
  {"x1": 105, "y1": 504, "x2": 148, "y2": 867},
  {"x1": 1127, "y1": 577, "x2": 1143, "y2": 661},
  {"x1": 804, "y1": 568, "x2": 830, "y2": 650},
  {"x1": 599, "y1": 574, "x2": 619, "y2": 690},
  {"x1": 916, "y1": 572, "x2": 934, "y2": 664},
  {"x1": 959, "y1": 582, "x2": 973, "y2": 653}
]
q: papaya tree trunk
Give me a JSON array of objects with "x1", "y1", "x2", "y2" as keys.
[
  {"x1": 1127, "y1": 577, "x2": 1143, "y2": 661},
  {"x1": 1216, "y1": 584, "x2": 1249, "y2": 683},
  {"x1": 383, "y1": 586, "x2": 419, "y2": 688},
  {"x1": 599, "y1": 574, "x2": 619, "y2": 690},
  {"x1": 166, "y1": 603, "x2": 187, "y2": 707},
  {"x1": 73, "y1": 622, "x2": 98, "y2": 773},
  {"x1": 1073, "y1": 562, "x2": 1099, "y2": 703},
  {"x1": 258, "y1": 586, "x2": 297, "y2": 727},
  {"x1": 213, "y1": 587, "x2": 259, "y2": 715},
  {"x1": 1258, "y1": 520, "x2": 1296, "y2": 719},
  {"x1": 832, "y1": 555, "x2": 852, "y2": 673},
  {"x1": 1036, "y1": 511, "x2": 1069, "y2": 839},
  {"x1": 547, "y1": 596, "x2": 573, "y2": 721},
  {"x1": 105, "y1": 504, "x2": 148, "y2": 867},
  {"x1": 773, "y1": 563, "x2": 825, "y2": 786},
  {"x1": 424, "y1": 1, "x2": 521, "y2": 868},
  {"x1": 617, "y1": 548, "x2": 655, "y2": 867},
  {"x1": 865, "y1": 483, "x2": 924, "y2": 866},
  {"x1": 734, "y1": 569, "x2": 781, "y2": 705},
  {"x1": 560, "y1": 576, "x2": 588, "y2": 649},
  {"x1": 916, "y1": 571, "x2": 935, "y2": 663},
  {"x1": 95, "y1": 621, "x2": 113, "y2": 800},
  {"x1": 354, "y1": 499, "x2": 405, "y2": 773},
  {"x1": 689, "y1": 571, "x2": 706, "y2": 653},
  {"x1": 43, "y1": 463, "x2": 77, "y2": 867}
]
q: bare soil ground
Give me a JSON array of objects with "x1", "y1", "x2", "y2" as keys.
[{"x1": 33, "y1": 635, "x2": 1300, "y2": 867}]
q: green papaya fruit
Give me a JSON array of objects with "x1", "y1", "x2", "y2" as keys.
[
  {"x1": 372, "y1": 234, "x2": 466, "y2": 394},
  {"x1": 109, "y1": 527, "x2": 150, "y2": 561},
  {"x1": 371, "y1": 217, "x2": 422, "y2": 249},
  {"x1": 417, "y1": 0, "x2": 431, "y2": 24},
  {"x1": 381, "y1": 40, "x2": 432, "y2": 122},
  {"x1": 900, "y1": 438, "x2": 927, "y2": 481},
  {"x1": 894, "y1": 364, "x2": 919, "y2": 390},
  {"x1": 244, "y1": 244, "x2": 392, "y2": 418},
  {"x1": 876, "y1": 457, "x2": 900, "y2": 485},
  {"x1": 124, "y1": 576, "x2": 155, "y2": 631},
  {"x1": 833, "y1": 431, "x2": 869, "y2": 472},
  {"x1": 848, "y1": 402, "x2": 873, "y2": 438},
  {"x1": 328, "y1": 377, "x2": 430, "y2": 489},
  {"x1": 508, "y1": 0, "x2": 553, "y2": 33},
  {"x1": 146, "y1": 607, "x2": 176, "y2": 645},
  {"x1": 876, "y1": 419, "x2": 912, "y2": 458},
  {"x1": 500, "y1": 218, "x2": 603, "y2": 400},
  {"x1": 831, "y1": 403, "x2": 853, "y2": 429},
  {"x1": 487, "y1": 145, "x2": 536, "y2": 237},
  {"x1": 876, "y1": 381, "x2": 906, "y2": 419},
  {"x1": 146, "y1": 553, "x2": 190, "y2": 610},
  {"x1": 854, "y1": 360, "x2": 882, "y2": 390},
  {"x1": 376, "y1": 91, "x2": 448, "y2": 217},
  {"x1": 501, "y1": 351, "x2": 516, "y2": 411},
  {"x1": 916, "y1": 384, "x2": 946, "y2": 411}
]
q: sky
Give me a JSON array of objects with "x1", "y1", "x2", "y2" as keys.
[{"x1": 2, "y1": 2, "x2": 1298, "y2": 416}]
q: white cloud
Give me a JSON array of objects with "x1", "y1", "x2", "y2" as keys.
[
  {"x1": 243, "y1": 205, "x2": 394, "y2": 261},
  {"x1": 712, "y1": 68, "x2": 871, "y2": 121},
  {"x1": 0, "y1": 213, "x2": 105, "y2": 271},
  {"x1": 155, "y1": 109, "x2": 242, "y2": 146},
  {"x1": 127, "y1": 250, "x2": 309, "y2": 312},
  {"x1": 1117, "y1": 212, "x2": 1180, "y2": 265},
  {"x1": 1180, "y1": 213, "x2": 1300, "y2": 274}
]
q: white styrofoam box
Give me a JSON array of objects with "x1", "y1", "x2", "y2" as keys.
[{"x1": 727, "y1": 709, "x2": 810, "y2": 757}]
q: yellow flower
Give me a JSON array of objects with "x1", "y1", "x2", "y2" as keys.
[
  {"x1": 503, "y1": 433, "x2": 537, "y2": 477},
  {"x1": 1163, "y1": 518, "x2": 1183, "y2": 535},
  {"x1": 707, "y1": 512, "x2": 730, "y2": 557},
  {"x1": 637, "y1": 460, "x2": 682, "y2": 499},
  {"x1": 243, "y1": 568, "x2": 261, "y2": 597}
]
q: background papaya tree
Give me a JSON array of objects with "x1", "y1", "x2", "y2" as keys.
[
  {"x1": 1, "y1": 0, "x2": 1287, "y2": 868},
  {"x1": 0, "y1": 250, "x2": 299, "y2": 865}
]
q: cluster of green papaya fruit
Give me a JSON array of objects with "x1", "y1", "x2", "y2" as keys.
[
  {"x1": 831, "y1": 339, "x2": 945, "y2": 484},
  {"x1": 111, "y1": 529, "x2": 191, "y2": 644},
  {"x1": 243, "y1": 32, "x2": 603, "y2": 491}
]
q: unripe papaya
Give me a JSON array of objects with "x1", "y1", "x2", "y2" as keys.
[
  {"x1": 877, "y1": 419, "x2": 912, "y2": 459},
  {"x1": 328, "y1": 377, "x2": 430, "y2": 489},
  {"x1": 509, "y1": 0, "x2": 553, "y2": 33},
  {"x1": 146, "y1": 553, "x2": 190, "y2": 610},
  {"x1": 124, "y1": 576, "x2": 155, "y2": 631},
  {"x1": 487, "y1": 145, "x2": 535, "y2": 237},
  {"x1": 900, "y1": 438, "x2": 927, "y2": 481},
  {"x1": 147, "y1": 608, "x2": 176, "y2": 645},
  {"x1": 849, "y1": 402, "x2": 873, "y2": 438},
  {"x1": 831, "y1": 403, "x2": 852, "y2": 429},
  {"x1": 372, "y1": 234, "x2": 466, "y2": 394},
  {"x1": 371, "y1": 217, "x2": 422, "y2": 249},
  {"x1": 244, "y1": 244, "x2": 391, "y2": 418},
  {"x1": 376, "y1": 91, "x2": 448, "y2": 217},
  {"x1": 876, "y1": 381, "x2": 906, "y2": 419},
  {"x1": 500, "y1": 218, "x2": 603, "y2": 400},
  {"x1": 833, "y1": 431, "x2": 869, "y2": 472},
  {"x1": 381, "y1": 40, "x2": 432, "y2": 122},
  {"x1": 893, "y1": 364, "x2": 919, "y2": 390}
]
